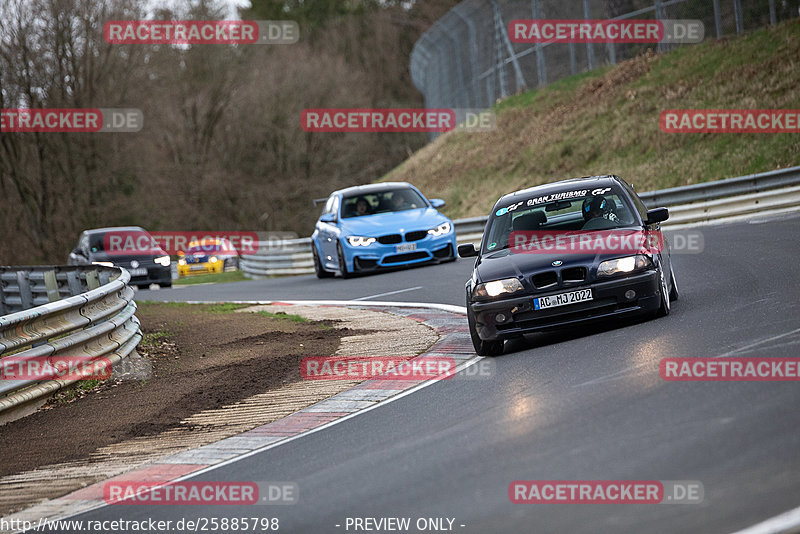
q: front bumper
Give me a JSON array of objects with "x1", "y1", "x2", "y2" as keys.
[
  {"x1": 469, "y1": 270, "x2": 661, "y2": 341},
  {"x1": 130, "y1": 265, "x2": 172, "y2": 287},
  {"x1": 177, "y1": 261, "x2": 223, "y2": 276},
  {"x1": 344, "y1": 234, "x2": 456, "y2": 272}
]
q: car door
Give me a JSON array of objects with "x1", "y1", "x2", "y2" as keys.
[{"x1": 316, "y1": 196, "x2": 340, "y2": 266}]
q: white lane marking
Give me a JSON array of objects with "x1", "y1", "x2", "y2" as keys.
[
  {"x1": 574, "y1": 327, "x2": 800, "y2": 388},
  {"x1": 715, "y1": 327, "x2": 800, "y2": 358},
  {"x1": 170, "y1": 356, "x2": 482, "y2": 481},
  {"x1": 353, "y1": 286, "x2": 423, "y2": 301},
  {"x1": 51, "y1": 301, "x2": 473, "y2": 522},
  {"x1": 729, "y1": 504, "x2": 800, "y2": 534}
]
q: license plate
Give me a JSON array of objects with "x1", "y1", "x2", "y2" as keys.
[
  {"x1": 190, "y1": 265, "x2": 206, "y2": 271},
  {"x1": 396, "y1": 243, "x2": 417, "y2": 253},
  {"x1": 534, "y1": 289, "x2": 593, "y2": 310},
  {"x1": 128, "y1": 268, "x2": 147, "y2": 276}
]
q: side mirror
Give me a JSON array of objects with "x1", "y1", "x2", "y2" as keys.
[
  {"x1": 645, "y1": 207, "x2": 669, "y2": 225},
  {"x1": 319, "y1": 213, "x2": 336, "y2": 223},
  {"x1": 458, "y1": 243, "x2": 479, "y2": 258},
  {"x1": 430, "y1": 198, "x2": 446, "y2": 209}
]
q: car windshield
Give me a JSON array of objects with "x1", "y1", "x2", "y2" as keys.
[
  {"x1": 88, "y1": 234, "x2": 105, "y2": 253},
  {"x1": 341, "y1": 188, "x2": 427, "y2": 218},
  {"x1": 482, "y1": 186, "x2": 638, "y2": 253},
  {"x1": 186, "y1": 241, "x2": 229, "y2": 254}
]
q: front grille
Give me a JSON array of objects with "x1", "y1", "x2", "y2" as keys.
[
  {"x1": 377, "y1": 234, "x2": 402, "y2": 245},
  {"x1": 383, "y1": 251, "x2": 429, "y2": 264},
  {"x1": 405, "y1": 230, "x2": 428, "y2": 242},
  {"x1": 561, "y1": 267, "x2": 587, "y2": 283},
  {"x1": 532, "y1": 271, "x2": 558, "y2": 289}
]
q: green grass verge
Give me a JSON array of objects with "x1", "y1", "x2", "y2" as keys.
[{"x1": 174, "y1": 270, "x2": 247, "y2": 285}]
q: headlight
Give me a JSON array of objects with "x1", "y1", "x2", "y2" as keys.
[
  {"x1": 597, "y1": 255, "x2": 652, "y2": 277},
  {"x1": 428, "y1": 222, "x2": 452, "y2": 236},
  {"x1": 178, "y1": 259, "x2": 186, "y2": 266},
  {"x1": 209, "y1": 256, "x2": 218, "y2": 263},
  {"x1": 473, "y1": 277, "x2": 524, "y2": 299},
  {"x1": 347, "y1": 236, "x2": 376, "y2": 247},
  {"x1": 91, "y1": 261, "x2": 114, "y2": 267},
  {"x1": 154, "y1": 255, "x2": 171, "y2": 266}
]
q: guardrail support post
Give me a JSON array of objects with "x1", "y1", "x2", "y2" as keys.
[
  {"x1": 16, "y1": 271, "x2": 33, "y2": 310},
  {"x1": 44, "y1": 270, "x2": 60, "y2": 303},
  {"x1": 86, "y1": 270, "x2": 101, "y2": 290}
]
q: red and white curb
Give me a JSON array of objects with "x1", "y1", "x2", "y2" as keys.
[{"x1": 3, "y1": 301, "x2": 477, "y2": 531}]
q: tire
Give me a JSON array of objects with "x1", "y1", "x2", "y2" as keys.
[
  {"x1": 669, "y1": 265, "x2": 679, "y2": 301},
  {"x1": 336, "y1": 242, "x2": 352, "y2": 279},
  {"x1": 159, "y1": 282, "x2": 172, "y2": 288},
  {"x1": 656, "y1": 267, "x2": 671, "y2": 317},
  {"x1": 313, "y1": 244, "x2": 334, "y2": 279},
  {"x1": 467, "y1": 301, "x2": 504, "y2": 356}
]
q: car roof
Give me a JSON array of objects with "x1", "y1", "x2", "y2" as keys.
[
  {"x1": 331, "y1": 182, "x2": 417, "y2": 197},
  {"x1": 82, "y1": 226, "x2": 146, "y2": 235},
  {"x1": 494, "y1": 175, "x2": 622, "y2": 207}
]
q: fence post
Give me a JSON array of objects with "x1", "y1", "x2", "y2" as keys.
[
  {"x1": 532, "y1": 0, "x2": 547, "y2": 86},
  {"x1": 454, "y1": 6, "x2": 480, "y2": 109},
  {"x1": 583, "y1": 0, "x2": 595, "y2": 70},
  {"x1": 654, "y1": 0, "x2": 665, "y2": 53},
  {"x1": 769, "y1": 0, "x2": 776, "y2": 25},
  {"x1": 491, "y1": 0, "x2": 526, "y2": 94},
  {"x1": 713, "y1": 0, "x2": 723, "y2": 38},
  {"x1": 733, "y1": 0, "x2": 743, "y2": 34}
]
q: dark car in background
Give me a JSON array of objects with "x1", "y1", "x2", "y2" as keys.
[
  {"x1": 67, "y1": 226, "x2": 172, "y2": 288},
  {"x1": 459, "y1": 175, "x2": 678, "y2": 356}
]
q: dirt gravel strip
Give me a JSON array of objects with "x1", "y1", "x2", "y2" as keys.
[{"x1": 0, "y1": 303, "x2": 475, "y2": 531}]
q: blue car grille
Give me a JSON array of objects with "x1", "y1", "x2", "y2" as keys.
[{"x1": 405, "y1": 230, "x2": 428, "y2": 242}]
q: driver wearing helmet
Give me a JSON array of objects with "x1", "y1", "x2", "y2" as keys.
[{"x1": 581, "y1": 195, "x2": 620, "y2": 229}]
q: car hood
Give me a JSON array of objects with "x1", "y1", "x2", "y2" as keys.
[
  {"x1": 339, "y1": 209, "x2": 449, "y2": 235},
  {"x1": 475, "y1": 248, "x2": 636, "y2": 283}
]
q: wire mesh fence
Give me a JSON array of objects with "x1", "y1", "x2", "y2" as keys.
[{"x1": 410, "y1": 0, "x2": 798, "y2": 117}]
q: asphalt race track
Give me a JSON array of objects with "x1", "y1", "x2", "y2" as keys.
[{"x1": 67, "y1": 215, "x2": 800, "y2": 533}]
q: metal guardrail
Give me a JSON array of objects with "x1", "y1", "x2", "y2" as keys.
[
  {"x1": 0, "y1": 266, "x2": 141, "y2": 417},
  {"x1": 241, "y1": 166, "x2": 800, "y2": 278}
]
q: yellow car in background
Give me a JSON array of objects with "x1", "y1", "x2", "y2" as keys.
[{"x1": 176, "y1": 238, "x2": 239, "y2": 276}]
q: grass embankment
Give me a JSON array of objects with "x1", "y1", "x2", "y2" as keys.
[{"x1": 383, "y1": 21, "x2": 800, "y2": 219}]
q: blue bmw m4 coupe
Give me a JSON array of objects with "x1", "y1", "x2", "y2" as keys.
[{"x1": 311, "y1": 182, "x2": 457, "y2": 278}]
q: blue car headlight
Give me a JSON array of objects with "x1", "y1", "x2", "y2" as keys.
[
  {"x1": 347, "y1": 236, "x2": 377, "y2": 247},
  {"x1": 428, "y1": 222, "x2": 452, "y2": 237}
]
